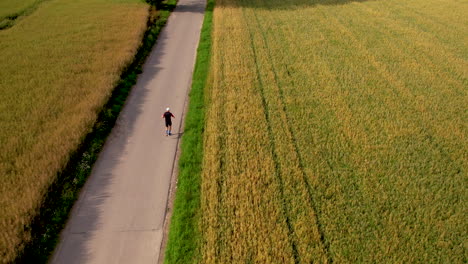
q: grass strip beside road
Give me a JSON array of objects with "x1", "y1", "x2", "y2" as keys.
[
  {"x1": 163, "y1": 0, "x2": 213, "y2": 263},
  {"x1": 12, "y1": 0, "x2": 177, "y2": 262}
]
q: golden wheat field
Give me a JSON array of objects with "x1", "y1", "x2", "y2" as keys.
[
  {"x1": 201, "y1": 0, "x2": 467, "y2": 262},
  {"x1": 0, "y1": 0, "x2": 148, "y2": 261}
]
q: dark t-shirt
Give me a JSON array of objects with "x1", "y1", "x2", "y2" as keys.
[{"x1": 163, "y1": 111, "x2": 174, "y2": 124}]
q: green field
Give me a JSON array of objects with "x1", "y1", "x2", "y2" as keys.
[
  {"x1": 0, "y1": 0, "x2": 149, "y2": 261},
  {"x1": 0, "y1": 0, "x2": 49, "y2": 29},
  {"x1": 0, "y1": 0, "x2": 38, "y2": 16},
  {"x1": 167, "y1": 0, "x2": 467, "y2": 262}
]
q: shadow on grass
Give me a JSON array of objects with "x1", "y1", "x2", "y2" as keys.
[
  {"x1": 153, "y1": 1, "x2": 177, "y2": 11},
  {"x1": 168, "y1": 132, "x2": 184, "y2": 139},
  {"x1": 217, "y1": 0, "x2": 373, "y2": 9},
  {"x1": 154, "y1": 0, "x2": 205, "y2": 14}
]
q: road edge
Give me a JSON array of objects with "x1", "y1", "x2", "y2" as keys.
[
  {"x1": 161, "y1": 0, "x2": 214, "y2": 262},
  {"x1": 157, "y1": 1, "x2": 210, "y2": 262}
]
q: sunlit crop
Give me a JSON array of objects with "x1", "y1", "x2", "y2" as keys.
[
  {"x1": 0, "y1": 0, "x2": 148, "y2": 261},
  {"x1": 200, "y1": 0, "x2": 467, "y2": 262}
]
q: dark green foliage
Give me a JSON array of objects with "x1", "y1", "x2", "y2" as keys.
[{"x1": 0, "y1": 0, "x2": 52, "y2": 30}]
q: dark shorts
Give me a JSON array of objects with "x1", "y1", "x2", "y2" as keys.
[{"x1": 165, "y1": 120, "x2": 172, "y2": 127}]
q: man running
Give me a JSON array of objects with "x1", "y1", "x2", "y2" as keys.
[{"x1": 162, "y1": 107, "x2": 175, "y2": 136}]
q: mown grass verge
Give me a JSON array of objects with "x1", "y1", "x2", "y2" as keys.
[
  {"x1": 13, "y1": 0, "x2": 177, "y2": 262},
  {"x1": 163, "y1": 0, "x2": 213, "y2": 263}
]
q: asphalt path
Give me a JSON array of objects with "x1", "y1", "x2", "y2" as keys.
[{"x1": 51, "y1": 0, "x2": 205, "y2": 262}]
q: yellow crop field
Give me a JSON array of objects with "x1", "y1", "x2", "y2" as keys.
[
  {"x1": 0, "y1": 0, "x2": 148, "y2": 261},
  {"x1": 201, "y1": 0, "x2": 467, "y2": 262}
]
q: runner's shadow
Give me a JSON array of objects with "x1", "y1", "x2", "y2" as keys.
[{"x1": 170, "y1": 132, "x2": 184, "y2": 139}]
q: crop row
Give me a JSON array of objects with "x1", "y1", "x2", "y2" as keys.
[{"x1": 200, "y1": 0, "x2": 466, "y2": 262}]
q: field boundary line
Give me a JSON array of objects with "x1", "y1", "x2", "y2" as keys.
[{"x1": 212, "y1": 23, "x2": 229, "y2": 263}]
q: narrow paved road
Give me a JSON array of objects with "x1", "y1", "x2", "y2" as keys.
[{"x1": 51, "y1": 0, "x2": 205, "y2": 262}]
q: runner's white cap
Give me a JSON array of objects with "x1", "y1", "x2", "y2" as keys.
[{"x1": 166, "y1": 107, "x2": 170, "y2": 111}]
